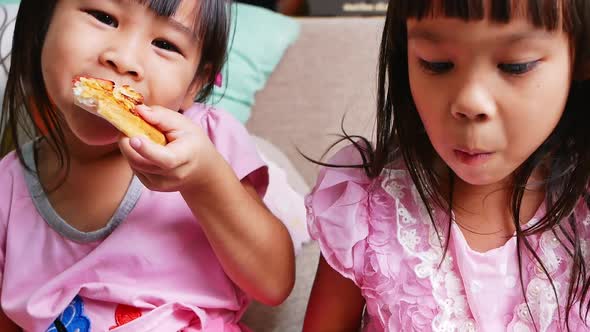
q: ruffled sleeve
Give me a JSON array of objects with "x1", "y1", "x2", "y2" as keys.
[
  {"x1": 183, "y1": 104, "x2": 268, "y2": 198},
  {"x1": 305, "y1": 144, "x2": 373, "y2": 284}
]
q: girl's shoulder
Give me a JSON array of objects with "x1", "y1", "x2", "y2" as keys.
[
  {"x1": 0, "y1": 150, "x2": 22, "y2": 187},
  {"x1": 305, "y1": 142, "x2": 422, "y2": 219},
  {"x1": 305, "y1": 143, "x2": 428, "y2": 283},
  {"x1": 182, "y1": 103, "x2": 248, "y2": 139},
  {"x1": 0, "y1": 149, "x2": 19, "y2": 167},
  {"x1": 182, "y1": 103, "x2": 268, "y2": 194},
  {"x1": 182, "y1": 103, "x2": 238, "y2": 127},
  {"x1": 571, "y1": 192, "x2": 590, "y2": 236},
  {"x1": 0, "y1": 150, "x2": 23, "y2": 222}
]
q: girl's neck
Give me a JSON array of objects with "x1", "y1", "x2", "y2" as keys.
[
  {"x1": 61, "y1": 126, "x2": 124, "y2": 164},
  {"x1": 37, "y1": 131, "x2": 127, "y2": 189},
  {"x1": 449, "y1": 167, "x2": 546, "y2": 252},
  {"x1": 35, "y1": 135, "x2": 135, "y2": 232}
]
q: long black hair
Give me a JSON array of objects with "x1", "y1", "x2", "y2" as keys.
[
  {"x1": 317, "y1": 0, "x2": 590, "y2": 330},
  {"x1": 0, "y1": 0, "x2": 231, "y2": 177}
]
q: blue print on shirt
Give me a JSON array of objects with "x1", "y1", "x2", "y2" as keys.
[{"x1": 46, "y1": 295, "x2": 91, "y2": 332}]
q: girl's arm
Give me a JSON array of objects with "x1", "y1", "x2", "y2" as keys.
[
  {"x1": 119, "y1": 106, "x2": 295, "y2": 306},
  {"x1": 0, "y1": 310, "x2": 20, "y2": 332},
  {"x1": 303, "y1": 255, "x2": 365, "y2": 332},
  {"x1": 181, "y1": 159, "x2": 295, "y2": 306}
]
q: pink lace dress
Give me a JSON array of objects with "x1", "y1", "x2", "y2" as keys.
[{"x1": 306, "y1": 144, "x2": 590, "y2": 332}]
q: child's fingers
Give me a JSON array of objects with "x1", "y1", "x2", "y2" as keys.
[
  {"x1": 135, "y1": 105, "x2": 192, "y2": 134},
  {"x1": 126, "y1": 136, "x2": 181, "y2": 170},
  {"x1": 119, "y1": 137, "x2": 162, "y2": 173}
]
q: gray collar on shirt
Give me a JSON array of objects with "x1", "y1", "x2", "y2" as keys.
[{"x1": 20, "y1": 141, "x2": 143, "y2": 243}]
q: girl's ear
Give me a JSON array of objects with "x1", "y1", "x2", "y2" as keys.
[{"x1": 180, "y1": 64, "x2": 213, "y2": 111}]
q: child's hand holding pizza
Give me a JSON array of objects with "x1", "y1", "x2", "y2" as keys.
[
  {"x1": 118, "y1": 104, "x2": 223, "y2": 194},
  {"x1": 73, "y1": 76, "x2": 221, "y2": 193}
]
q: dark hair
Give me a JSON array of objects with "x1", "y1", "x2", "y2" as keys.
[
  {"x1": 0, "y1": 0, "x2": 231, "y2": 176},
  {"x1": 317, "y1": 0, "x2": 590, "y2": 330}
]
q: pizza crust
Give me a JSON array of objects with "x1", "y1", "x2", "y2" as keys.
[{"x1": 72, "y1": 76, "x2": 166, "y2": 146}]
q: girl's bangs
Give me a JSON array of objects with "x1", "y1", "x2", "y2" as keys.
[
  {"x1": 392, "y1": 0, "x2": 568, "y2": 31},
  {"x1": 135, "y1": 0, "x2": 204, "y2": 36},
  {"x1": 137, "y1": 0, "x2": 183, "y2": 17}
]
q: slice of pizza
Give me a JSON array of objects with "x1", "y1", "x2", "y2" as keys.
[{"x1": 72, "y1": 76, "x2": 166, "y2": 146}]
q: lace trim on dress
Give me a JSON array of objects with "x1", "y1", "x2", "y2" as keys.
[
  {"x1": 382, "y1": 168, "x2": 590, "y2": 332},
  {"x1": 381, "y1": 169, "x2": 477, "y2": 332}
]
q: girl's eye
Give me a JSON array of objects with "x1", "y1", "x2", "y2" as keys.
[
  {"x1": 152, "y1": 39, "x2": 181, "y2": 54},
  {"x1": 498, "y1": 61, "x2": 539, "y2": 75},
  {"x1": 418, "y1": 59, "x2": 454, "y2": 74},
  {"x1": 86, "y1": 10, "x2": 118, "y2": 27}
]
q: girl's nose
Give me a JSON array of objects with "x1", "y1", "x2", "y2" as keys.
[
  {"x1": 99, "y1": 46, "x2": 144, "y2": 81},
  {"x1": 450, "y1": 80, "x2": 496, "y2": 122}
]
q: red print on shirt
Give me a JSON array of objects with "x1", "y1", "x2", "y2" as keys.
[{"x1": 109, "y1": 304, "x2": 143, "y2": 330}]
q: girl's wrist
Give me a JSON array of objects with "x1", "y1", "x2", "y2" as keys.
[{"x1": 180, "y1": 152, "x2": 237, "y2": 199}]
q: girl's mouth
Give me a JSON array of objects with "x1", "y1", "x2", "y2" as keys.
[{"x1": 453, "y1": 149, "x2": 494, "y2": 165}]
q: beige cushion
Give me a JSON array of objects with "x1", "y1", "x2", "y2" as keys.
[{"x1": 247, "y1": 17, "x2": 384, "y2": 186}]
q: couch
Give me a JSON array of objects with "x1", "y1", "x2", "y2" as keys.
[{"x1": 241, "y1": 16, "x2": 384, "y2": 331}]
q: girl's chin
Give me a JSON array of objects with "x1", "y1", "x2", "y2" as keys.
[
  {"x1": 452, "y1": 169, "x2": 506, "y2": 187},
  {"x1": 72, "y1": 129, "x2": 122, "y2": 147}
]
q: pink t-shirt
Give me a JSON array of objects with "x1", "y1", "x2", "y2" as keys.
[
  {"x1": 306, "y1": 144, "x2": 590, "y2": 332},
  {"x1": 0, "y1": 104, "x2": 268, "y2": 332}
]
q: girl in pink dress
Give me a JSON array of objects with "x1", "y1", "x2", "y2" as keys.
[
  {"x1": 304, "y1": 0, "x2": 590, "y2": 331},
  {"x1": 0, "y1": 0, "x2": 295, "y2": 331}
]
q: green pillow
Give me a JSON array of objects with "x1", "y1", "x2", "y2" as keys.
[{"x1": 210, "y1": 3, "x2": 300, "y2": 123}]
